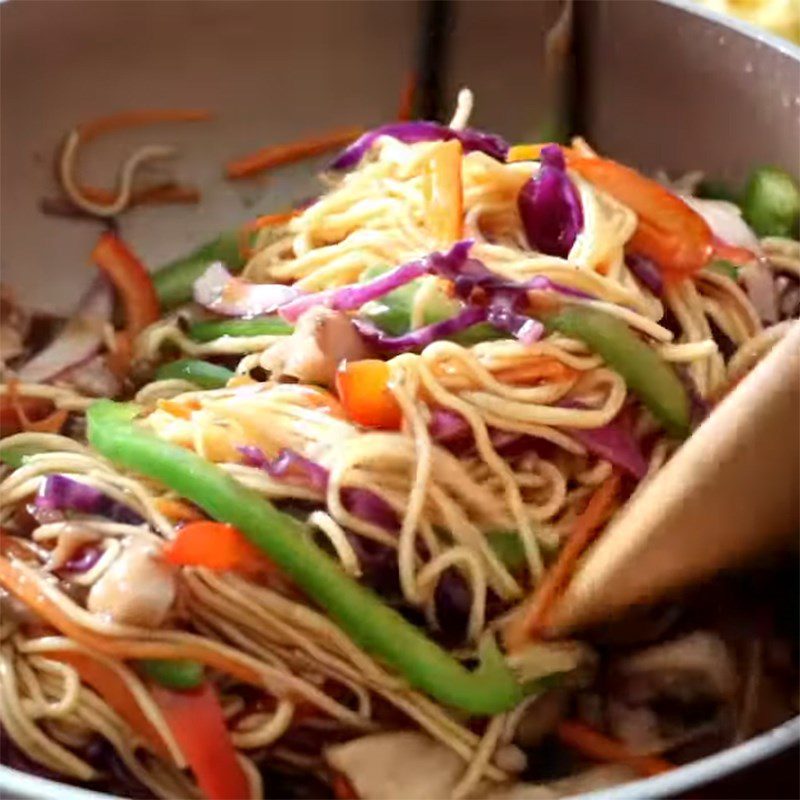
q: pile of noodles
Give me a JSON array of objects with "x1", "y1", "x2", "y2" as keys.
[{"x1": 1, "y1": 93, "x2": 798, "y2": 799}]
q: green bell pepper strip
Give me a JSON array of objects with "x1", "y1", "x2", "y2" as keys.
[
  {"x1": 87, "y1": 401, "x2": 524, "y2": 715},
  {"x1": 153, "y1": 231, "x2": 246, "y2": 310},
  {"x1": 697, "y1": 179, "x2": 740, "y2": 205},
  {"x1": 188, "y1": 317, "x2": 293, "y2": 342},
  {"x1": 743, "y1": 167, "x2": 800, "y2": 239},
  {"x1": 545, "y1": 307, "x2": 691, "y2": 438},
  {"x1": 0, "y1": 442, "x2": 45, "y2": 469},
  {"x1": 140, "y1": 658, "x2": 204, "y2": 690},
  {"x1": 155, "y1": 360, "x2": 234, "y2": 390}
]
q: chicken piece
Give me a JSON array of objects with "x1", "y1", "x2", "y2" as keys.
[
  {"x1": 87, "y1": 537, "x2": 176, "y2": 627},
  {"x1": 605, "y1": 630, "x2": 737, "y2": 754},
  {"x1": 260, "y1": 307, "x2": 373, "y2": 386},
  {"x1": 326, "y1": 731, "x2": 465, "y2": 800}
]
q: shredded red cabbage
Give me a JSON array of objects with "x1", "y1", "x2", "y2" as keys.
[
  {"x1": 352, "y1": 306, "x2": 488, "y2": 353},
  {"x1": 626, "y1": 254, "x2": 664, "y2": 296},
  {"x1": 239, "y1": 446, "x2": 399, "y2": 531},
  {"x1": 429, "y1": 408, "x2": 470, "y2": 443},
  {"x1": 278, "y1": 258, "x2": 430, "y2": 323},
  {"x1": 330, "y1": 121, "x2": 509, "y2": 171},
  {"x1": 560, "y1": 405, "x2": 647, "y2": 479},
  {"x1": 35, "y1": 474, "x2": 145, "y2": 525},
  {"x1": 193, "y1": 263, "x2": 298, "y2": 317},
  {"x1": 518, "y1": 144, "x2": 584, "y2": 257}
]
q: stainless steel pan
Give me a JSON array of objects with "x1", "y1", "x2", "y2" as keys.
[{"x1": 1, "y1": 1, "x2": 798, "y2": 797}]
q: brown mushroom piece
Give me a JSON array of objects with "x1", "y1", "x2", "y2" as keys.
[
  {"x1": 87, "y1": 537, "x2": 176, "y2": 627},
  {"x1": 604, "y1": 630, "x2": 738, "y2": 754},
  {"x1": 260, "y1": 307, "x2": 373, "y2": 387}
]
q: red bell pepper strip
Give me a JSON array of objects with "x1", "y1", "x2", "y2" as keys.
[
  {"x1": 91, "y1": 232, "x2": 160, "y2": 337},
  {"x1": 48, "y1": 650, "x2": 173, "y2": 761},
  {"x1": 163, "y1": 520, "x2": 276, "y2": 575},
  {"x1": 151, "y1": 682, "x2": 250, "y2": 800},
  {"x1": 336, "y1": 360, "x2": 402, "y2": 430},
  {"x1": 569, "y1": 156, "x2": 713, "y2": 277}
]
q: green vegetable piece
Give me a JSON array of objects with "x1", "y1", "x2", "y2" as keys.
[
  {"x1": 487, "y1": 531, "x2": 528, "y2": 572},
  {"x1": 0, "y1": 443, "x2": 46, "y2": 469},
  {"x1": 188, "y1": 317, "x2": 293, "y2": 342},
  {"x1": 743, "y1": 167, "x2": 800, "y2": 239},
  {"x1": 153, "y1": 231, "x2": 245, "y2": 310},
  {"x1": 360, "y1": 265, "x2": 506, "y2": 345},
  {"x1": 88, "y1": 401, "x2": 523, "y2": 715},
  {"x1": 697, "y1": 179, "x2": 741, "y2": 205},
  {"x1": 546, "y1": 307, "x2": 691, "y2": 438},
  {"x1": 156, "y1": 360, "x2": 234, "y2": 389},
  {"x1": 140, "y1": 658, "x2": 204, "y2": 690},
  {"x1": 707, "y1": 259, "x2": 740, "y2": 282}
]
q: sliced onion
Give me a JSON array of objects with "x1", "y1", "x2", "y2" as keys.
[
  {"x1": 17, "y1": 278, "x2": 113, "y2": 383},
  {"x1": 683, "y1": 197, "x2": 761, "y2": 254},
  {"x1": 193, "y1": 262, "x2": 298, "y2": 317}
]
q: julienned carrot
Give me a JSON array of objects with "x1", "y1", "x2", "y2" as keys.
[
  {"x1": 508, "y1": 143, "x2": 579, "y2": 163},
  {"x1": 505, "y1": 472, "x2": 621, "y2": 650},
  {"x1": 2, "y1": 384, "x2": 67, "y2": 435},
  {"x1": 47, "y1": 650, "x2": 173, "y2": 760},
  {"x1": 493, "y1": 357, "x2": 579, "y2": 385},
  {"x1": 238, "y1": 210, "x2": 301, "y2": 260},
  {"x1": 154, "y1": 497, "x2": 205, "y2": 523},
  {"x1": 397, "y1": 71, "x2": 417, "y2": 122},
  {"x1": 427, "y1": 139, "x2": 463, "y2": 245},
  {"x1": 226, "y1": 126, "x2": 365, "y2": 179},
  {"x1": 76, "y1": 109, "x2": 212, "y2": 143},
  {"x1": 0, "y1": 554, "x2": 263, "y2": 688},
  {"x1": 557, "y1": 720, "x2": 673, "y2": 777},
  {"x1": 80, "y1": 183, "x2": 201, "y2": 207}
]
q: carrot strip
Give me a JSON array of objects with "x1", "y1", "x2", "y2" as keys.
[
  {"x1": 557, "y1": 720, "x2": 673, "y2": 777},
  {"x1": 333, "y1": 773, "x2": 360, "y2": 799},
  {"x1": 508, "y1": 143, "x2": 579, "y2": 163},
  {"x1": 505, "y1": 473, "x2": 621, "y2": 650},
  {"x1": 154, "y1": 497, "x2": 205, "y2": 523},
  {"x1": 47, "y1": 650, "x2": 173, "y2": 760},
  {"x1": 238, "y1": 210, "x2": 301, "y2": 260},
  {"x1": 426, "y1": 140, "x2": 463, "y2": 245},
  {"x1": 226, "y1": 126, "x2": 364, "y2": 180},
  {"x1": 0, "y1": 554, "x2": 262, "y2": 687},
  {"x1": 156, "y1": 399, "x2": 199, "y2": 420},
  {"x1": 397, "y1": 71, "x2": 417, "y2": 121},
  {"x1": 493, "y1": 357, "x2": 579, "y2": 385},
  {"x1": 3, "y1": 382, "x2": 67, "y2": 435},
  {"x1": 76, "y1": 109, "x2": 212, "y2": 144},
  {"x1": 80, "y1": 183, "x2": 201, "y2": 207}
]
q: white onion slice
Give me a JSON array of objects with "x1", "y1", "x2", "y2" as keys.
[{"x1": 17, "y1": 278, "x2": 113, "y2": 383}]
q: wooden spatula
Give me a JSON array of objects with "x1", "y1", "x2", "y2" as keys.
[{"x1": 548, "y1": 321, "x2": 800, "y2": 635}]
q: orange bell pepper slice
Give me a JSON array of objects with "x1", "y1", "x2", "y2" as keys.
[
  {"x1": 335, "y1": 359, "x2": 402, "y2": 430},
  {"x1": 426, "y1": 140, "x2": 463, "y2": 245},
  {"x1": 569, "y1": 156, "x2": 713, "y2": 277}
]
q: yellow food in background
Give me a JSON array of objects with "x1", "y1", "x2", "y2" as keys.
[{"x1": 694, "y1": 0, "x2": 800, "y2": 42}]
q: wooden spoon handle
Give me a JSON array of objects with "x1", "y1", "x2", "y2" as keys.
[{"x1": 549, "y1": 321, "x2": 800, "y2": 634}]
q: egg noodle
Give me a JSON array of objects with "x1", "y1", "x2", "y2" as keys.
[{"x1": 1, "y1": 91, "x2": 798, "y2": 799}]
